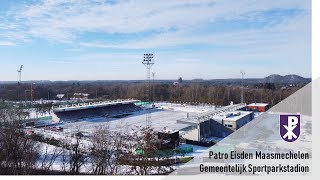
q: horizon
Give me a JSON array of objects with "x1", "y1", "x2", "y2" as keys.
[
  {"x1": 0, "y1": 0, "x2": 311, "y2": 80},
  {"x1": 0, "y1": 73, "x2": 311, "y2": 82}
]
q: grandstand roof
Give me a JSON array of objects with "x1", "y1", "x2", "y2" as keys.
[{"x1": 53, "y1": 99, "x2": 141, "y2": 112}]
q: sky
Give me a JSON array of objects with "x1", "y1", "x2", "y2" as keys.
[{"x1": 0, "y1": 0, "x2": 311, "y2": 81}]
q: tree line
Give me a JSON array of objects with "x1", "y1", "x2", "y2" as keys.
[{"x1": 0, "y1": 82, "x2": 302, "y2": 107}]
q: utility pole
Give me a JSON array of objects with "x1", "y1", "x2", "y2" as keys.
[
  {"x1": 152, "y1": 72, "x2": 155, "y2": 104},
  {"x1": 240, "y1": 70, "x2": 245, "y2": 104},
  {"x1": 227, "y1": 86, "x2": 230, "y2": 104},
  {"x1": 142, "y1": 54, "x2": 154, "y2": 127},
  {"x1": 31, "y1": 83, "x2": 35, "y2": 104}
]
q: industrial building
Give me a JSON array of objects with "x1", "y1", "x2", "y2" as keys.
[
  {"x1": 210, "y1": 111, "x2": 254, "y2": 133},
  {"x1": 247, "y1": 103, "x2": 270, "y2": 112},
  {"x1": 172, "y1": 104, "x2": 253, "y2": 142},
  {"x1": 178, "y1": 110, "x2": 253, "y2": 142}
]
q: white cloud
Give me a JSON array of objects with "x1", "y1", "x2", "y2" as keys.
[
  {"x1": 0, "y1": 0, "x2": 311, "y2": 80},
  {"x1": 3, "y1": 0, "x2": 310, "y2": 43},
  {"x1": 0, "y1": 41, "x2": 16, "y2": 46},
  {"x1": 48, "y1": 60, "x2": 73, "y2": 64}
]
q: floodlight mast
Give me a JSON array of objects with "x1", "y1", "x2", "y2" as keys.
[{"x1": 142, "y1": 53, "x2": 154, "y2": 127}]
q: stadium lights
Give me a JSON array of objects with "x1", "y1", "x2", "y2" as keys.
[
  {"x1": 142, "y1": 53, "x2": 154, "y2": 65},
  {"x1": 142, "y1": 53, "x2": 155, "y2": 127}
]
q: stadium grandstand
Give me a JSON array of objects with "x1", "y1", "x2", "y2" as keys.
[{"x1": 52, "y1": 99, "x2": 142, "y2": 122}]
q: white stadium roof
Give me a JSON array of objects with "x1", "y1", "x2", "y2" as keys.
[{"x1": 247, "y1": 103, "x2": 269, "y2": 107}]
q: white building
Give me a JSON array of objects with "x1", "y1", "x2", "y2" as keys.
[{"x1": 179, "y1": 110, "x2": 254, "y2": 142}]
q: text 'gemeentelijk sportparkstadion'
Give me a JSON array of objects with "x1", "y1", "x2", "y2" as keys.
[{"x1": 199, "y1": 151, "x2": 310, "y2": 174}]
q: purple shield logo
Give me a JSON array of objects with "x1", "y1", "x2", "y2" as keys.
[{"x1": 280, "y1": 115, "x2": 300, "y2": 142}]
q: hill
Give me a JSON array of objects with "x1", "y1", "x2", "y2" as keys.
[{"x1": 263, "y1": 74, "x2": 310, "y2": 84}]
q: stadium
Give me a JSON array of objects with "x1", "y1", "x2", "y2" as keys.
[{"x1": 24, "y1": 98, "x2": 257, "y2": 148}]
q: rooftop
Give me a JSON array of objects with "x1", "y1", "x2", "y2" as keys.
[
  {"x1": 212, "y1": 111, "x2": 253, "y2": 122},
  {"x1": 53, "y1": 99, "x2": 141, "y2": 112},
  {"x1": 60, "y1": 109, "x2": 194, "y2": 134},
  {"x1": 247, "y1": 103, "x2": 269, "y2": 107},
  {"x1": 175, "y1": 103, "x2": 247, "y2": 125}
]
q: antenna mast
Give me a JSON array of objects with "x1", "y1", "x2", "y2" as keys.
[{"x1": 17, "y1": 65, "x2": 23, "y2": 84}]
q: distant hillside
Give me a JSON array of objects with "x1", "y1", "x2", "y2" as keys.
[
  {"x1": 0, "y1": 74, "x2": 311, "y2": 85},
  {"x1": 263, "y1": 74, "x2": 310, "y2": 84}
]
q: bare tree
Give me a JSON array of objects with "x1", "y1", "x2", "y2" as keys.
[
  {"x1": 89, "y1": 126, "x2": 111, "y2": 175},
  {"x1": 122, "y1": 126, "x2": 174, "y2": 175},
  {"x1": 40, "y1": 144, "x2": 62, "y2": 172},
  {"x1": 89, "y1": 125, "x2": 127, "y2": 175},
  {"x1": 68, "y1": 131, "x2": 88, "y2": 173},
  {"x1": 0, "y1": 107, "x2": 40, "y2": 174}
]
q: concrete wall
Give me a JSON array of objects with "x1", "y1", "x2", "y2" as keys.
[
  {"x1": 200, "y1": 119, "x2": 234, "y2": 138},
  {"x1": 180, "y1": 111, "x2": 254, "y2": 141},
  {"x1": 234, "y1": 111, "x2": 254, "y2": 129},
  {"x1": 51, "y1": 111, "x2": 60, "y2": 122},
  {"x1": 181, "y1": 125, "x2": 199, "y2": 141},
  {"x1": 200, "y1": 111, "x2": 254, "y2": 139}
]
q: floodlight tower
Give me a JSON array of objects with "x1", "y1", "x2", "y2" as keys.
[
  {"x1": 240, "y1": 70, "x2": 246, "y2": 104},
  {"x1": 142, "y1": 53, "x2": 154, "y2": 127},
  {"x1": 17, "y1": 65, "x2": 23, "y2": 84}
]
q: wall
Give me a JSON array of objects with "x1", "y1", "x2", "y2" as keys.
[
  {"x1": 181, "y1": 125, "x2": 199, "y2": 141},
  {"x1": 180, "y1": 111, "x2": 254, "y2": 141}
]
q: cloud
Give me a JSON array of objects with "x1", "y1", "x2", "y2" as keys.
[
  {"x1": 65, "y1": 48, "x2": 83, "y2": 52},
  {"x1": 48, "y1": 60, "x2": 73, "y2": 64},
  {"x1": 1, "y1": 0, "x2": 310, "y2": 44},
  {"x1": 0, "y1": 0, "x2": 311, "y2": 80},
  {"x1": 79, "y1": 42, "x2": 117, "y2": 48},
  {"x1": 78, "y1": 17, "x2": 309, "y2": 50},
  {"x1": 0, "y1": 41, "x2": 16, "y2": 46}
]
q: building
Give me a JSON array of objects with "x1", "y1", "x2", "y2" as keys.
[
  {"x1": 56, "y1": 94, "x2": 65, "y2": 99},
  {"x1": 72, "y1": 93, "x2": 89, "y2": 100},
  {"x1": 173, "y1": 77, "x2": 183, "y2": 85},
  {"x1": 186, "y1": 111, "x2": 254, "y2": 141},
  {"x1": 158, "y1": 130, "x2": 180, "y2": 149},
  {"x1": 247, "y1": 103, "x2": 270, "y2": 112},
  {"x1": 177, "y1": 106, "x2": 253, "y2": 142},
  {"x1": 210, "y1": 111, "x2": 254, "y2": 134}
]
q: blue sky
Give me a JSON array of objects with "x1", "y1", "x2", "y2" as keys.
[{"x1": 0, "y1": 0, "x2": 311, "y2": 80}]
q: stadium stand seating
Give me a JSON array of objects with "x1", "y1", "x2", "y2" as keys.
[{"x1": 54, "y1": 103, "x2": 141, "y2": 121}]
